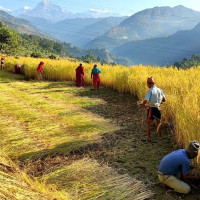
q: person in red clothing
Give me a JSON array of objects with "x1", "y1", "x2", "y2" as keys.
[
  {"x1": 37, "y1": 61, "x2": 44, "y2": 80},
  {"x1": 91, "y1": 64, "x2": 102, "y2": 90},
  {"x1": 15, "y1": 64, "x2": 22, "y2": 74},
  {"x1": 75, "y1": 63, "x2": 85, "y2": 87},
  {"x1": 1, "y1": 57, "x2": 5, "y2": 70}
]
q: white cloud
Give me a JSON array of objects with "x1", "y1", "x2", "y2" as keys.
[
  {"x1": 0, "y1": 6, "x2": 12, "y2": 12},
  {"x1": 122, "y1": 36, "x2": 128, "y2": 39},
  {"x1": 89, "y1": 8, "x2": 109, "y2": 14},
  {"x1": 43, "y1": 0, "x2": 50, "y2": 5},
  {"x1": 61, "y1": 8, "x2": 66, "y2": 13},
  {"x1": 24, "y1": 6, "x2": 32, "y2": 10}
]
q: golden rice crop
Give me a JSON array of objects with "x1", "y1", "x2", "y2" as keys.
[{"x1": 5, "y1": 57, "x2": 200, "y2": 170}]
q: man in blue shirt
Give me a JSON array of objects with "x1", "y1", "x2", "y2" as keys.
[
  {"x1": 139, "y1": 77, "x2": 166, "y2": 142},
  {"x1": 158, "y1": 141, "x2": 199, "y2": 194}
]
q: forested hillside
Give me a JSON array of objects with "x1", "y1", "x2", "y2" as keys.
[
  {"x1": 0, "y1": 19, "x2": 131, "y2": 65},
  {"x1": 112, "y1": 23, "x2": 200, "y2": 66},
  {"x1": 0, "y1": 20, "x2": 71, "y2": 58},
  {"x1": 174, "y1": 54, "x2": 200, "y2": 68}
]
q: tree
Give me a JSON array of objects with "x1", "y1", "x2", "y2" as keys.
[
  {"x1": 82, "y1": 51, "x2": 101, "y2": 63},
  {"x1": 174, "y1": 54, "x2": 200, "y2": 69},
  {"x1": 0, "y1": 23, "x2": 22, "y2": 55},
  {"x1": 174, "y1": 62, "x2": 181, "y2": 69},
  {"x1": 49, "y1": 54, "x2": 57, "y2": 60},
  {"x1": 30, "y1": 52, "x2": 43, "y2": 58},
  {"x1": 0, "y1": 22, "x2": 72, "y2": 58}
]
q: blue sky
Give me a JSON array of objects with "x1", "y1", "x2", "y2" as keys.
[{"x1": 1, "y1": 0, "x2": 200, "y2": 15}]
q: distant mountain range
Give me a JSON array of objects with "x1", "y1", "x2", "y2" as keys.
[
  {"x1": 47, "y1": 17, "x2": 127, "y2": 48},
  {"x1": 112, "y1": 23, "x2": 200, "y2": 66},
  {"x1": 64, "y1": 44, "x2": 133, "y2": 65},
  {"x1": 85, "y1": 5, "x2": 200, "y2": 50},
  {"x1": 2, "y1": 0, "x2": 200, "y2": 66},
  {"x1": 36, "y1": 18, "x2": 102, "y2": 43},
  {"x1": 18, "y1": 0, "x2": 68, "y2": 22},
  {"x1": 20, "y1": 15, "x2": 127, "y2": 48},
  {"x1": 0, "y1": 10, "x2": 43, "y2": 36},
  {"x1": 0, "y1": 10, "x2": 131, "y2": 65},
  {"x1": 10, "y1": 0, "x2": 120, "y2": 22},
  {"x1": 7, "y1": 0, "x2": 126, "y2": 48}
]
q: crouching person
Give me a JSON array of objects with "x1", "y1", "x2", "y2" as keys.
[
  {"x1": 15, "y1": 64, "x2": 22, "y2": 74},
  {"x1": 158, "y1": 141, "x2": 199, "y2": 194}
]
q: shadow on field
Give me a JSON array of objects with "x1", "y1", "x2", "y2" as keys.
[
  {"x1": 0, "y1": 71, "x2": 25, "y2": 82},
  {"x1": 42, "y1": 82, "x2": 74, "y2": 89},
  {"x1": 19, "y1": 140, "x2": 89, "y2": 162}
]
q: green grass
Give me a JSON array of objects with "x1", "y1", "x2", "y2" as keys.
[
  {"x1": 0, "y1": 72, "x2": 116, "y2": 162},
  {"x1": 0, "y1": 71, "x2": 153, "y2": 200}
]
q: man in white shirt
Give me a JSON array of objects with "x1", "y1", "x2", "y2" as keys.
[{"x1": 140, "y1": 77, "x2": 166, "y2": 142}]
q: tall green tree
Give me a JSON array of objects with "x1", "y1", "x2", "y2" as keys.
[
  {"x1": 174, "y1": 54, "x2": 200, "y2": 69},
  {"x1": 81, "y1": 51, "x2": 101, "y2": 63},
  {"x1": 0, "y1": 21, "x2": 22, "y2": 55}
]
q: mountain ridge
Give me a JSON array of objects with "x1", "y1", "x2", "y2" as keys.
[
  {"x1": 112, "y1": 22, "x2": 200, "y2": 66},
  {"x1": 0, "y1": 10, "x2": 44, "y2": 36},
  {"x1": 13, "y1": 0, "x2": 121, "y2": 22},
  {"x1": 85, "y1": 5, "x2": 200, "y2": 50}
]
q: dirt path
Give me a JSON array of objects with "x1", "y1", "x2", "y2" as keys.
[{"x1": 22, "y1": 84, "x2": 200, "y2": 200}]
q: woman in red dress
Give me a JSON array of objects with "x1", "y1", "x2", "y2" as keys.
[
  {"x1": 37, "y1": 61, "x2": 44, "y2": 80},
  {"x1": 75, "y1": 63, "x2": 85, "y2": 87}
]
